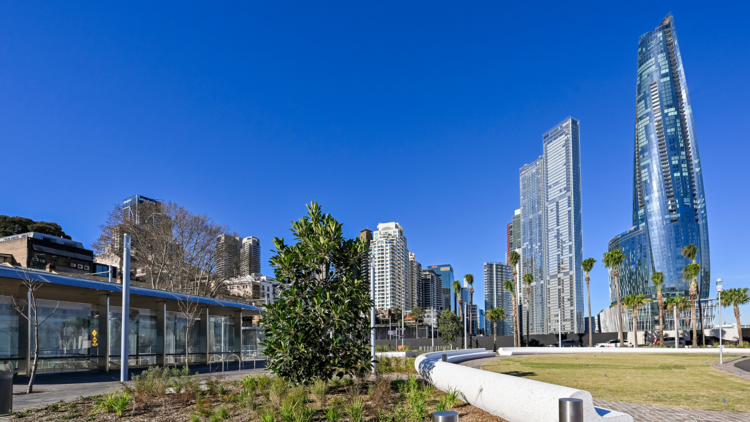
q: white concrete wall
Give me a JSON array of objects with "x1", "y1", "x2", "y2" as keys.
[
  {"x1": 415, "y1": 349, "x2": 632, "y2": 422},
  {"x1": 497, "y1": 347, "x2": 750, "y2": 355},
  {"x1": 376, "y1": 351, "x2": 419, "y2": 358}
]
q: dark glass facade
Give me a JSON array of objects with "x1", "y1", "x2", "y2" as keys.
[
  {"x1": 426, "y1": 264, "x2": 454, "y2": 313},
  {"x1": 609, "y1": 14, "x2": 710, "y2": 304}
]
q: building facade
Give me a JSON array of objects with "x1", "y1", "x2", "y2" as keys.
[
  {"x1": 370, "y1": 223, "x2": 409, "y2": 311},
  {"x1": 483, "y1": 261, "x2": 514, "y2": 336},
  {"x1": 418, "y1": 268, "x2": 442, "y2": 311},
  {"x1": 608, "y1": 14, "x2": 711, "y2": 323},
  {"x1": 408, "y1": 252, "x2": 421, "y2": 311},
  {"x1": 543, "y1": 117, "x2": 584, "y2": 334},
  {"x1": 426, "y1": 264, "x2": 454, "y2": 313},
  {"x1": 122, "y1": 195, "x2": 159, "y2": 224},
  {"x1": 216, "y1": 234, "x2": 241, "y2": 281},
  {"x1": 240, "y1": 236, "x2": 261, "y2": 276},
  {"x1": 506, "y1": 210, "x2": 521, "y2": 263},
  {"x1": 520, "y1": 157, "x2": 547, "y2": 334},
  {"x1": 0, "y1": 232, "x2": 95, "y2": 275}
]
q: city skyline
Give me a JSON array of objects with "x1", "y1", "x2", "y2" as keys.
[{"x1": 3, "y1": 4, "x2": 749, "y2": 322}]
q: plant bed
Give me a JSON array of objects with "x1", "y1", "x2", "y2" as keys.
[{"x1": 11, "y1": 366, "x2": 507, "y2": 421}]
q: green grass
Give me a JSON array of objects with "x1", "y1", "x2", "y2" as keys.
[{"x1": 481, "y1": 353, "x2": 750, "y2": 413}]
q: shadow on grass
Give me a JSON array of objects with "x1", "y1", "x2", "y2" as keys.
[{"x1": 499, "y1": 371, "x2": 536, "y2": 377}]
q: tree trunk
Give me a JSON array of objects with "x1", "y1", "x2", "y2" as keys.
[
  {"x1": 735, "y1": 305, "x2": 743, "y2": 345},
  {"x1": 27, "y1": 325, "x2": 39, "y2": 394},
  {"x1": 657, "y1": 293, "x2": 664, "y2": 347},
  {"x1": 586, "y1": 275, "x2": 592, "y2": 347},
  {"x1": 632, "y1": 309, "x2": 638, "y2": 347},
  {"x1": 493, "y1": 323, "x2": 498, "y2": 352},
  {"x1": 691, "y1": 295, "x2": 697, "y2": 348},
  {"x1": 511, "y1": 298, "x2": 517, "y2": 347},
  {"x1": 514, "y1": 270, "x2": 519, "y2": 347},
  {"x1": 526, "y1": 285, "x2": 531, "y2": 347},
  {"x1": 614, "y1": 270, "x2": 623, "y2": 348},
  {"x1": 185, "y1": 326, "x2": 190, "y2": 369}
]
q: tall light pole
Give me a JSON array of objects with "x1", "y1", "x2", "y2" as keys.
[
  {"x1": 674, "y1": 299, "x2": 678, "y2": 350},
  {"x1": 558, "y1": 312, "x2": 562, "y2": 348},
  {"x1": 370, "y1": 264, "x2": 376, "y2": 373},
  {"x1": 401, "y1": 308, "x2": 405, "y2": 351},
  {"x1": 431, "y1": 307, "x2": 434, "y2": 352},
  {"x1": 716, "y1": 278, "x2": 723, "y2": 365},
  {"x1": 120, "y1": 234, "x2": 131, "y2": 382}
]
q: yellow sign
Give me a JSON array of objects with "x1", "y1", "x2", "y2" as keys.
[
  {"x1": 91, "y1": 329, "x2": 98, "y2": 347},
  {"x1": 92, "y1": 330, "x2": 97, "y2": 336}
]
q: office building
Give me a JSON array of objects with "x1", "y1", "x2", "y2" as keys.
[
  {"x1": 241, "y1": 236, "x2": 261, "y2": 276},
  {"x1": 0, "y1": 232, "x2": 95, "y2": 275},
  {"x1": 427, "y1": 264, "x2": 454, "y2": 312},
  {"x1": 520, "y1": 157, "x2": 548, "y2": 334},
  {"x1": 408, "y1": 252, "x2": 421, "y2": 310},
  {"x1": 506, "y1": 210, "x2": 521, "y2": 263},
  {"x1": 608, "y1": 14, "x2": 710, "y2": 315},
  {"x1": 122, "y1": 195, "x2": 159, "y2": 224},
  {"x1": 371, "y1": 223, "x2": 409, "y2": 311},
  {"x1": 543, "y1": 117, "x2": 584, "y2": 334},
  {"x1": 418, "y1": 268, "x2": 442, "y2": 311},
  {"x1": 483, "y1": 261, "x2": 514, "y2": 336}
]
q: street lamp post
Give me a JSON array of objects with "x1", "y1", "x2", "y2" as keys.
[
  {"x1": 558, "y1": 313, "x2": 562, "y2": 348},
  {"x1": 716, "y1": 278, "x2": 723, "y2": 365},
  {"x1": 674, "y1": 299, "x2": 678, "y2": 350},
  {"x1": 370, "y1": 265, "x2": 376, "y2": 373},
  {"x1": 431, "y1": 307, "x2": 434, "y2": 352},
  {"x1": 120, "y1": 234, "x2": 131, "y2": 382}
]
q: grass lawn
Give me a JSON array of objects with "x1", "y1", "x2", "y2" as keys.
[{"x1": 481, "y1": 354, "x2": 750, "y2": 413}]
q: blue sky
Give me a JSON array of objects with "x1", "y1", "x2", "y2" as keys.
[{"x1": 2, "y1": 1, "x2": 749, "y2": 322}]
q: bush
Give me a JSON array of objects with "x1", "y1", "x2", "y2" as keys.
[
  {"x1": 346, "y1": 397, "x2": 365, "y2": 422},
  {"x1": 89, "y1": 392, "x2": 131, "y2": 418},
  {"x1": 311, "y1": 379, "x2": 328, "y2": 404},
  {"x1": 269, "y1": 377, "x2": 289, "y2": 405}
]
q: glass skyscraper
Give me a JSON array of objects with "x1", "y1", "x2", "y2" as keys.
[
  {"x1": 520, "y1": 157, "x2": 547, "y2": 334},
  {"x1": 426, "y1": 264, "x2": 454, "y2": 313},
  {"x1": 609, "y1": 14, "x2": 710, "y2": 306}
]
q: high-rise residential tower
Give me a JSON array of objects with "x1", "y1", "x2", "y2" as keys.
[
  {"x1": 426, "y1": 264, "x2": 454, "y2": 312},
  {"x1": 506, "y1": 210, "x2": 521, "y2": 263},
  {"x1": 543, "y1": 117, "x2": 584, "y2": 334},
  {"x1": 216, "y1": 234, "x2": 241, "y2": 280},
  {"x1": 408, "y1": 252, "x2": 421, "y2": 311},
  {"x1": 520, "y1": 157, "x2": 547, "y2": 334},
  {"x1": 371, "y1": 223, "x2": 409, "y2": 311},
  {"x1": 358, "y1": 229, "x2": 373, "y2": 287},
  {"x1": 241, "y1": 236, "x2": 261, "y2": 276},
  {"x1": 608, "y1": 14, "x2": 710, "y2": 308},
  {"x1": 484, "y1": 261, "x2": 514, "y2": 336},
  {"x1": 418, "y1": 268, "x2": 442, "y2": 311}
]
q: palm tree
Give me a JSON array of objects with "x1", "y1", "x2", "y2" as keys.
[
  {"x1": 466, "y1": 274, "x2": 475, "y2": 345},
  {"x1": 623, "y1": 294, "x2": 652, "y2": 347},
  {"x1": 581, "y1": 258, "x2": 596, "y2": 347},
  {"x1": 522, "y1": 273, "x2": 533, "y2": 347},
  {"x1": 666, "y1": 295, "x2": 691, "y2": 346},
  {"x1": 651, "y1": 272, "x2": 665, "y2": 346},
  {"x1": 681, "y1": 244, "x2": 704, "y2": 346},
  {"x1": 682, "y1": 263, "x2": 701, "y2": 347},
  {"x1": 452, "y1": 279, "x2": 463, "y2": 348},
  {"x1": 603, "y1": 249, "x2": 626, "y2": 347},
  {"x1": 503, "y1": 279, "x2": 517, "y2": 348},
  {"x1": 485, "y1": 307, "x2": 507, "y2": 352},
  {"x1": 721, "y1": 287, "x2": 749, "y2": 344},
  {"x1": 508, "y1": 251, "x2": 521, "y2": 347}
]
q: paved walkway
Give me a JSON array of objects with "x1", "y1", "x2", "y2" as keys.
[
  {"x1": 5, "y1": 362, "x2": 269, "y2": 416},
  {"x1": 711, "y1": 355, "x2": 749, "y2": 378},
  {"x1": 466, "y1": 355, "x2": 750, "y2": 422}
]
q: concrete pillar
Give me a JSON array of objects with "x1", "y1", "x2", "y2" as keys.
[
  {"x1": 155, "y1": 301, "x2": 166, "y2": 367},
  {"x1": 233, "y1": 310, "x2": 243, "y2": 355},
  {"x1": 199, "y1": 307, "x2": 209, "y2": 364},
  {"x1": 96, "y1": 294, "x2": 110, "y2": 372}
]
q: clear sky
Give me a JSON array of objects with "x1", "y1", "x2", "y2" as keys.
[{"x1": 3, "y1": 1, "x2": 749, "y2": 322}]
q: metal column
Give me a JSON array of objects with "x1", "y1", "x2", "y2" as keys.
[
  {"x1": 155, "y1": 301, "x2": 166, "y2": 367},
  {"x1": 97, "y1": 294, "x2": 110, "y2": 372}
]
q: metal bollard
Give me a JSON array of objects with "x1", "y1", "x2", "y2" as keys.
[
  {"x1": 559, "y1": 398, "x2": 583, "y2": 422},
  {"x1": 441, "y1": 354, "x2": 447, "y2": 362},
  {"x1": 433, "y1": 410, "x2": 459, "y2": 422}
]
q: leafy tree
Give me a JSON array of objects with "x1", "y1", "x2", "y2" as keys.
[
  {"x1": 651, "y1": 272, "x2": 665, "y2": 346},
  {"x1": 603, "y1": 249, "x2": 626, "y2": 347},
  {"x1": 623, "y1": 294, "x2": 651, "y2": 347},
  {"x1": 522, "y1": 273, "x2": 533, "y2": 347},
  {"x1": 508, "y1": 251, "x2": 520, "y2": 347},
  {"x1": 683, "y1": 263, "x2": 701, "y2": 346},
  {"x1": 0, "y1": 215, "x2": 71, "y2": 239},
  {"x1": 262, "y1": 202, "x2": 372, "y2": 384},
  {"x1": 451, "y1": 279, "x2": 463, "y2": 347},
  {"x1": 410, "y1": 306, "x2": 425, "y2": 324},
  {"x1": 721, "y1": 287, "x2": 749, "y2": 343},
  {"x1": 682, "y1": 244, "x2": 704, "y2": 346},
  {"x1": 581, "y1": 258, "x2": 596, "y2": 346},
  {"x1": 466, "y1": 274, "x2": 475, "y2": 343},
  {"x1": 438, "y1": 310, "x2": 461, "y2": 349},
  {"x1": 503, "y1": 279, "x2": 517, "y2": 348},
  {"x1": 485, "y1": 307, "x2": 506, "y2": 352}
]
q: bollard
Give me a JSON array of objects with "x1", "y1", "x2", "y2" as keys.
[
  {"x1": 442, "y1": 354, "x2": 447, "y2": 362},
  {"x1": 433, "y1": 410, "x2": 459, "y2": 422},
  {"x1": 559, "y1": 398, "x2": 583, "y2": 422}
]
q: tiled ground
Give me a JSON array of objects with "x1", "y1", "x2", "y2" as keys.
[
  {"x1": 593, "y1": 399, "x2": 750, "y2": 422},
  {"x1": 712, "y1": 356, "x2": 749, "y2": 378}
]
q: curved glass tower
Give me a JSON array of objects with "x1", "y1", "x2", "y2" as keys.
[{"x1": 609, "y1": 14, "x2": 710, "y2": 304}]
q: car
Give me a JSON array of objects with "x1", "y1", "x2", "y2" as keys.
[
  {"x1": 661, "y1": 337, "x2": 687, "y2": 347},
  {"x1": 547, "y1": 340, "x2": 580, "y2": 347},
  {"x1": 595, "y1": 339, "x2": 634, "y2": 348}
]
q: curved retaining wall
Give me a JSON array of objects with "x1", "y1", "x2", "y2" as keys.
[
  {"x1": 497, "y1": 347, "x2": 750, "y2": 356},
  {"x1": 415, "y1": 349, "x2": 633, "y2": 422}
]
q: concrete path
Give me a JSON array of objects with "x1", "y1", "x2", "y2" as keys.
[
  {"x1": 467, "y1": 355, "x2": 750, "y2": 422},
  {"x1": 712, "y1": 355, "x2": 749, "y2": 378},
  {"x1": 4, "y1": 363, "x2": 269, "y2": 417}
]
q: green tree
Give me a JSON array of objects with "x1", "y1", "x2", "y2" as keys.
[
  {"x1": 508, "y1": 251, "x2": 521, "y2": 347},
  {"x1": 681, "y1": 244, "x2": 703, "y2": 346},
  {"x1": 603, "y1": 249, "x2": 626, "y2": 347},
  {"x1": 262, "y1": 202, "x2": 372, "y2": 384},
  {"x1": 721, "y1": 287, "x2": 749, "y2": 343},
  {"x1": 466, "y1": 274, "x2": 475, "y2": 343},
  {"x1": 451, "y1": 279, "x2": 463, "y2": 348},
  {"x1": 651, "y1": 272, "x2": 665, "y2": 346},
  {"x1": 682, "y1": 263, "x2": 701, "y2": 347},
  {"x1": 522, "y1": 273, "x2": 533, "y2": 347},
  {"x1": 485, "y1": 307, "x2": 507, "y2": 352},
  {"x1": 410, "y1": 306, "x2": 425, "y2": 324},
  {"x1": 623, "y1": 294, "x2": 651, "y2": 347},
  {"x1": 503, "y1": 279, "x2": 517, "y2": 348},
  {"x1": 581, "y1": 258, "x2": 596, "y2": 347},
  {"x1": 0, "y1": 215, "x2": 71, "y2": 239},
  {"x1": 438, "y1": 310, "x2": 462, "y2": 349}
]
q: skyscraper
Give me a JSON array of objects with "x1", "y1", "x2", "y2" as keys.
[
  {"x1": 506, "y1": 210, "x2": 521, "y2": 263},
  {"x1": 216, "y1": 234, "x2": 241, "y2": 280},
  {"x1": 408, "y1": 252, "x2": 421, "y2": 311},
  {"x1": 358, "y1": 229, "x2": 373, "y2": 287},
  {"x1": 418, "y1": 268, "x2": 442, "y2": 311},
  {"x1": 484, "y1": 261, "x2": 513, "y2": 336},
  {"x1": 241, "y1": 236, "x2": 261, "y2": 276},
  {"x1": 426, "y1": 264, "x2": 454, "y2": 312},
  {"x1": 608, "y1": 14, "x2": 710, "y2": 307},
  {"x1": 520, "y1": 157, "x2": 547, "y2": 334},
  {"x1": 543, "y1": 117, "x2": 584, "y2": 334},
  {"x1": 122, "y1": 195, "x2": 159, "y2": 224},
  {"x1": 371, "y1": 223, "x2": 409, "y2": 311}
]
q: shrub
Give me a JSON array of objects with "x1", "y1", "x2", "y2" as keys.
[
  {"x1": 324, "y1": 404, "x2": 342, "y2": 422},
  {"x1": 371, "y1": 376, "x2": 392, "y2": 408},
  {"x1": 269, "y1": 378, "x2": 289, "y2": 405},
  {"x1": 294, "y1": 406, "x2": 315, "y2": 422},
  {"x1": 346, "y1": 397, "x2": 365, "y2": 422},
  {"x1": 195, "y1": 392, "x2": 211, "y2": 417},
  {"x1": 436, "y1": 395, "x2": 449, "y2": 412},
  {"x1": 89, "y1": 392, "x2": 131, "y2": 418},
  {"x1": 256, "y1": 374, "x2": 272, "y2": 390},
  {"x1": 311, "y1": 379, "x2": 328, "y2": 404},
  {"x1": 342, "y1": 377, "x2": 354, "y2": 386}
]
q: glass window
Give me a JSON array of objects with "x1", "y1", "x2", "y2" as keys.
[{"x1": 110, "y1": 306, "x2": 157, "y2": 367}]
